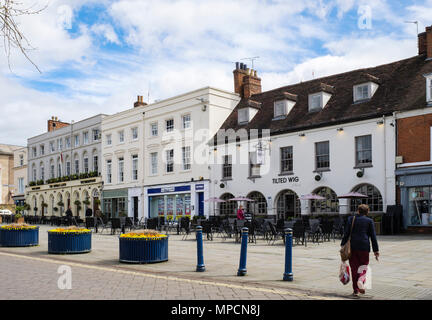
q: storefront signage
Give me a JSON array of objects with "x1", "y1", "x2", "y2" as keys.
[
  {"x1": 195, "y1": 184, "x2": 204, "y2": 191},
  {"x1": 148, "y1": 185, "x2": 191, "y2": 195},
  {"x1": 161, "y1": 187, "x2": 175, "y2": 193},
  {"x1": 272, "y1": 176, "x2": 299, "y2": 184}
]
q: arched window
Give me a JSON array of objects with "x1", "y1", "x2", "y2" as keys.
[
  {"x1": 311, "y1": 187, "x2": 339, "y2": 214},
  {"x1": 350, "y1": 184, "x2": 383, "y2": 213},
  {"x1": 247, "y1": 191, "x2": 267, "y2": 215},
  {"x1": 219, "y1": 193, "x2": 236, "y2": 216},
  {"x1": 276, "y1": 189, "x2": 301, "y2": 219}
]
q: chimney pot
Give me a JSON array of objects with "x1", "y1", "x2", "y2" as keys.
[{"x1": 236, "y1": 62, "x2": 240, "y2": 70}]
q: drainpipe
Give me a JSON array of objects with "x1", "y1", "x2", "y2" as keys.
[{"x1": 383, "y1": 115, "x2": 387, "y2": 213}]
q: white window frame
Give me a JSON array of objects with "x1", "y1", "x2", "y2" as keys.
[
  {"x1": 83, "y1": 157, "x2": 89, "y2": 174},
  {"x1": 182, "y1": 146, "x2": 191, "y2": 170},
  {"x1": 166, "y1": 119, "x2": 174, "y2": 132},
  {"x1": 74, "y1": 159, "x2": 79, "y2": 174},
  {"x1": 18, "y1": 177, "x2": 24, "y2": 194},
  {"x1": 118, "y1": 157, "x2": 124, "y2": 182},
  {"x1": 426, "y1": 76, "x2": 432, "y2": 103},
  {"x1": 308, "y1": 93, "x2": 322, "y2": 112},
  {"x1": 106, "y1": 160, "x2": 112, "y2": 183},
  {"x1": 74, "y1": 135, "x2": 79, "y2": 147},
  {"x1": 83, "y1": 131, "x2": 89, "y2": 145},
  {"x1": 106, "y1": 134, "x2": 112, "y2": 145},
  {"x1": 131, "y1": 127, "x2": 138, "y2": 140},
  {"x1": 238, "y1": 108, "x2": 249, "y2": 124},
  {"x1": 65, "y1": 137, "x2": 70, "y2": 149},
  {"x1": 40, "y1": 166, "x2": 44, "y2": 181},
  {"x1": 19, "y1": 154, "x2": 24, "y2": 166},
  {"x1": 150, "y1": 152, "x2": 158, "y2": 175},
  {"x1": 182, "y1": 114, "x2": 191, "y2": 129},
  {"x1": 93, "y1": 129, "x2": 100, "y2": 141},
  {"x1": 118, "y1": 130, "x2": 125, "y2": 143},
  {"x1": 151, "y1": 122, "x2": 158, "y2": 137},
  {"x1": 132, "y1": 155, "x2": 138, "y2": 181},
  {"x1": 66, "y1": 161, "x2": 71, "y2": 176},
  {"x1": 274, "y1": 100, "x2": 287, "y2": 118},
  {"x1": 166, "y1": 149, "x2": 174, "y2": 173},
  {"x1": 40, "y1": 145, "x2": 44, "y2": 156},
  {"x1": 93, "y1": 155, "x2": 98, "y2": 173},
  {"x1": 353, "y1": 83, "x2": 370, "y2": 102},
  {"x1": 50, "y1": 141, "x2": 55, "y2": 153}
]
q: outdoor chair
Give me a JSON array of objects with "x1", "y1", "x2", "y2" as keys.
[
  {"x1": 97, "y1": 217, "x2": 110, "y2": 234},
  {"x1": 125, "y1": 217, "x2": 135, "y2": 232},
  {"x1": 201, "y1": 220, "x2": 213, "y2": 241},
  {"x1": 221, "y1": 220, "x2": 235, "y2": 241},
  {"x1": 276, "y1": 218, "x2": 285, "y2": 233},
  {"x1": 244, "y1": 220, "x2": 257, "y2": 244},
  {"x1": 110, "y1": 218, "x2": 121, "y2": 235},
  {"x1": 307, "y1": 220, "x2": 323, "y2": 244},
  {"x1": 146, "y1": 218, "x2": 158, "y2": 230},
  {"x1": 234, "y1": 219, "x2": 245, "y2": 243},
  {"x1": 179, "y1": 217, "x2": 191, "y2": 240},
  {"x1": 85, "y1": 217, "x2": 96, "y2": 230},
  {"x1": 321, "y1": 219, "x2": 335, "y2": 242},
  {"x1": 267, "y1": 222, "x2": 284, "y2": 245},
  {"x1": 332, "y1": 218, "x2": 344, "y2": 239},
  {"x1": 292, "y1": 221, "x2": 307, "y2": 247}
]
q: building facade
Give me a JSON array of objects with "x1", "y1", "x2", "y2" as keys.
[
  {"x1": 101, "y1": 87, "x2": 241, "y2": 220},
  {"x1": 12, "y1": 146, "x2": 27, "y2": 207},
  {"x1": 26, "y1": 115, "x2": 106, "y2": 217},
  {"x1": 0, "y1": 144, "x2": 23, "y2": 209}
]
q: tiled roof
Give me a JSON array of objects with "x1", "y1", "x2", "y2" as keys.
[{"x1": 215, "y1": 54, "x2": 432, "y2": 143}]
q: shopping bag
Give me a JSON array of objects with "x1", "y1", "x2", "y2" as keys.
[{"x1": 339, "y1": 261, "x2": 350, "y2": 285}]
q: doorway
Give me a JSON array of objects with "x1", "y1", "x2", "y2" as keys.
[
  {"x1": 133, "y1": 197, "x2": 139, "y2": 222},
  {"x1": 198, "y1": 192, "x2": 204, "y2": 217}
]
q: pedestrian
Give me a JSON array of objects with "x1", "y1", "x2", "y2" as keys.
[
  {"x1": 237, "y1": 205, "x2": 245, "y2": 220},
  {"x1": 65, "y1": 206, "x2": 73, "y2": 226},
  {"x1": 85, "y1": 207, "x2": 93, "y2": 217},
  {"x1": 341, "y1": 204, "x2": 379, "y2": 297}
]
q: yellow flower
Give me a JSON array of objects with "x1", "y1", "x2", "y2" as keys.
[
  {"x1": 120, "y1": 229, "x2": 167, "y2": 239},
  {"x1": 1, "y1": 224, "x2": 37, "y2": 230},
  {"x1": 49, "y1": 227, "x2": 91, "y2": 234}
]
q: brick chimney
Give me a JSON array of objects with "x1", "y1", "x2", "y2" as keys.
[
  {"x1": 134, "y1": 95, "x2": 147, "y2": 108},
  {"x1": 418, "y1": 25, "x2": 432, "y2": 59},
  {"x1": 48, "y1": 116, "x2": 69, "y2": 132},
  {"x1": 233, "y1": 62, "x2": 262, "y2": 99}
]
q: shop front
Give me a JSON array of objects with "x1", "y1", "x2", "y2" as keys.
[
  {"x1": 397, "y1": 166, "x2": 432, "y2": 229},
  {"x1": 145, "y1": 182, "x2": 208, "y2": 221},
  {"x1": 102, "y1": 188, "x2": 128, "y2": 218}
]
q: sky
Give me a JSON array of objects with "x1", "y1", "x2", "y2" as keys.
[{"x1": 1, "y1": 0, "x2": 432, "y2": 146}]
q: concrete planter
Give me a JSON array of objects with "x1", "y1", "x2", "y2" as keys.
[
  {"x1": 48, "y1": 231, "x2": 92, "y2": 254},
  {"x1": 0, "y1": 227, "x2": 39, "y2": 247},
  {"x1": 119, "y1": 236, "x2": 168, "y2": 264}
]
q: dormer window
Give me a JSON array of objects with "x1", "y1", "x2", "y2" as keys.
[
  {"x1": 425, "y1": 74, "x2": 432, "y2": 103},
  {"x1": 273, "y1": 99, "x2": 295, "y2": 119},
  {"x1": 353, "y1": 82, "x2": 379, "y2": 103},
  {"x1": 309, "y1": 93, "x2": 322, "y2": 112},
  {"x1": 238, "y1": 108, "x2": 249, "y2": 124}
]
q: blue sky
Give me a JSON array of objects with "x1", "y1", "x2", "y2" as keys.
[{"x1": 1, "y1": 0, "x2": 432, "y2": 145}]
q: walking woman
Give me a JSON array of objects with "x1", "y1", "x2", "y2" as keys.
[{"x1": 341, "y1": 204, "x2": 379, "y2": 297}]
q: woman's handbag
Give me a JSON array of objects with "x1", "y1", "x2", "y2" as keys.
[{"x1": 340, "y1": 216, "x2": 356, "y2": 261}]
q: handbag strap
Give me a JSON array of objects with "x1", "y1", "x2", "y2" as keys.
[{"x1": 348, "y1": 216, "x2": 356, "y2": 241}]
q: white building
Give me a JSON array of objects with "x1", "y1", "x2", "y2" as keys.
[
  {"x1": 26, "y1": 114, "x2": 106, "y2": 217},
  {"x1": 101, "y1": 87, "x2": 240, "y2": 220}
]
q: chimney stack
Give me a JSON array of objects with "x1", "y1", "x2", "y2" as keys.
[
  {"x1": 233, "y1": 62, "x2": 262, "y2": 99},
  {"x1": 134, "y1": 95, "x2": 147, "y2": 108},
  {"x1": 47, "y1": 116, "x2": 69, "y2": 132},
  {"x1": 418, "y1": 25, "x2": 432, "y2": 59}
]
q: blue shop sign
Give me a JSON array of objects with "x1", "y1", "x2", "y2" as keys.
[
  {"x1": 195, "y1": 184, "x2": 204, "y2": 191},
  {"x1": 148, "y1": 185, "x2": 191, "y2": 194}
]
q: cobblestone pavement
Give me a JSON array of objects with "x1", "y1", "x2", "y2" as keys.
[
  {"x1": 1, "y1": 224, "x2": 432, "y2": 300},
  {"x1": 0, "y1": 252, "x2": 332, "y2": 300}
]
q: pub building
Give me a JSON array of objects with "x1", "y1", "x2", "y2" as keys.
[{"x1": 209, "y1": 27, "x2": 432, "y2": 230}]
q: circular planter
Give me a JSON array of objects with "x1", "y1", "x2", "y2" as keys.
[
  {"x1": 119, "y1": 236, "x2": 168, "y2": 264},
  {"x1": 0, "y1": 227, "x2": 39, "y2": 247},
  {"x1": 48, "y1": 231, "x2": 91, "y2": 254}
]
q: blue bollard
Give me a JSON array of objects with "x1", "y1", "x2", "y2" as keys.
[
  {"x1": 196, "y1": 226, "x2": 205, "y2": 272},
  {"x1": 237, "y1": 227, "x2": 249, "y2": 276},
  {"x1": 283, "y1": 228, "x2": 293, "y2": 281}
]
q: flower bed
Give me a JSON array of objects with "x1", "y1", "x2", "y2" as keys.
[
  {"x1": 48, "y1": 227, "x2": 92, "y2": 254},
  {"x1": 0, "y1": 224, "x2": 39, "y2": 247},
  {"x1": 119, "y1": 230, "x2": 168, "y2": 264}
]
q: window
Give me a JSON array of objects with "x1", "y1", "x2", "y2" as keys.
[
  {"x1": 74, "y1": 135, "x2": 79, "y2": 147},
  {"x1": 32, "y1": 147, "x2": 37, "y2": 157},
  {"x1": 50, "y1": 164, "x2": 55, "y2": 179},
  {"x1": 247, "y1": 192, "x2": 267, "y2": 215},
  {"x1": 106, "y1": 134, "x2": 112, "y2": 145},
  {"x1": 151, "y1": 123, "x2": 158, "y2": 136},
  {"x1": 166, "y1": 149, "x2": 174, "y2": 173},
  {"x1": 50, "y1": 141, "x2": 55, "y2": 152},
  {"x1": 93, "y1": 156, "x2": 98, "y2": 173},
  {"x1": 57, "y1": 139, "x2": 63, "y2": 151},
  {"x1": 18, "y1": 178, "x2": 24, "y2": 194},
  {"x1": 19, "y1": 154, "x2": 24, "y2": 166},
  {"x1": 315, "y1": 141, "x2": 330, "y2": 170},
  {"x1": 182, "y1": 146, "x2": 191, "y2": 170},
  {"x1": 309, "y1": 93, "x2": 322, "y2": 112},
  {"x1": 354, "y1": 84, "x2": 369, "y2": 102},
  {"x1": 350, "y1": 184, "x2": 383, "y2": 213},
  {"x1": 66, "y1": 161, "x2": 71, "y2": 176},
  {"x1": 311, "y1": 187, "x2": 339, "y2": 214},
  {"x1": 219, "y1": 193, "x2": 236, "y2": 216},
  {"x1": 131, "y1": 127, "x2": 138, "y2": 140},
  {"x1": 83, "y1": 157, "x2": 89, "y2": 173},
  {"x1": 280, "y1": 146, "x2": 293, "y2": 173},
  {"x1": 222, "y1": 155, "x2": 232, "y2": 179},
  {"x1": 355, "y1": 135, "x2": 372, "y2": 166},
  {"x1": 150, "y1": 152, "x2": 158, "y2": 175},
  {"x1": 57, "y1": 162, "x2": 62, "y2": 178},
  {"x1": 74, "y1": 159, "x2": 79, "y2": 174},
  {"x1": 166, "y1": 119, "x2": 174, "y2": 132},
  {"x1": 426, "y1": 76, "x2": 432, "y2": 102},
  {"x1": 182, "y1": 114, "x2": 191, "y2": 129},
  {"x1": 119, "y1": 131, "x2": 124, "y2": 143},
  {"x1": 40, "y1": 165, "x2": 44, "y2": 181},
  {"x1": 83, "y1": 132, "x2": 89, "y2": 145},
  {"x1": 238, "y1": 108, "x2": 249, "y2": 124},
  {"x1": 274, "y1": 100, "x2": 287, "y2": 118},
  {"x1": 65, "y1": 137, "x2": 71, "y2": 149},
  {"x1": 249, "y1": 152, "x2": 261, "y2": 177},
  {"x1": 40, "y1": 145, "x2": 44, "y2": 156},
  {"x1": 118, "y1": 157, "x2": 124, "y2": 182},
  {"x1": 93, "y1": 129, "x2": 100, "y2": 141},
  {"x1": 32, "y1": 167, "x2": 37, "y2": 181},
  {"x1": 106, "y1": 160, "x2": 112, "y2": 183},
  {"x1": 132, "y1": 155, "x2": 138, "y2": 180}
]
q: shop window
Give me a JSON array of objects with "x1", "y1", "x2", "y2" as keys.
[
  {"x1": 408, "y1": 187, "x2": 432, "y2": 226},
  {"x1": 311, "y1": 187, "x2": 339, "y2": 214},
  {"x1": 350, "y1": 184, "x2": 383, "y2": 213}
]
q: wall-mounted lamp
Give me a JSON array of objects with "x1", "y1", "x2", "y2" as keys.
[
  {"x1": 390, "y1": 122, "x2": 395, "y2": 127},
  {"x1": 299, "y1": 133, "x2": 305, "y2": 137},
  {"x1": 376, "y1": 120, "x2": 384, "y2": 125},
  {"x1": 337, "y1": 127, "x2": 344, "y2": 132},
  {"x1": 202, "y1": 105, "x2": 207, "y2": 112}
]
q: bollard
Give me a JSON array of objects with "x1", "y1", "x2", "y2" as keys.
[
  {"x1": 283, "y1": 228, "x2": 293, "y2": 281},
  {"x1": 237, "y1": 227, "x2": 249, "y2": 276},
  {"x1": 196, "y1": 226, "x2": 206, "y2": 272}
]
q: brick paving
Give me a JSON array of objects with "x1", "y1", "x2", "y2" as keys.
[{"x1": 1, "y1": 224, "x2": 431, "y2": 300}]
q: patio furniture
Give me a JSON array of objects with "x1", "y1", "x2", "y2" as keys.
[
  {"x1": 267, "y1": 222, "x2": 284, "y2": 245},
  {"x1": 97, "y1": 217, "x2": 110, "y2": 234},
  {"x1": 85, "y1": 217, "x2": 96, "y2": 230},
  {"x1": 244, "y1": 220, "x2": 257, "y2": 244},
  {"x1": 125, "y1": 217, "x2": 135, "y2": 232},
  {"x1": 111, "y1": 218, "x2": 121, "y2": 235},
  {"x1": 201, "y1": 220, "x2": 213, "y2": 241},
  {"x1": 321, "y1": 219, "x2": 335, "y2": 242},
  {"x1": 146, "y1": 218, "x2": 158, "y2": 230},
  {"x1": 307, "y1": 220, "x2": 323, "y2": 243},
  {"x1": 292, "y1": 221, "x2": 307, "y2": 246}
]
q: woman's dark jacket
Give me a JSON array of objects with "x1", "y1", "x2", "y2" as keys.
[{"x1": 341, "y1": 215, "x2": 379, "y2": 252}]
